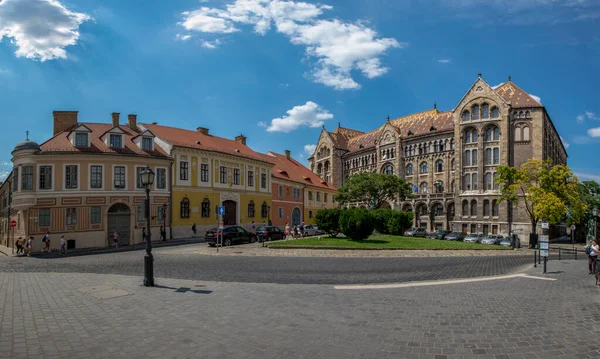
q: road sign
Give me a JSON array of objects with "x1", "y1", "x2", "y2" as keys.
[
  {"x1": 219, "y1": 220, "x2": 224, "y2": 228},
  {"x1": 10, "y1": 220, "x2": 16, "y2": 228},
  {"x1": 217, "y1": 206, "x2": 225, "y2": 216},
  {"x1": 570, "y1": 225, "x2": 576, "y2": 231},
  {"x1": 540, "y1": 249, "x2": 549, "y2": 257},
  {"x1": 541, "y1": 222, "x2": 549, "y2": 229},
  {"x1": 539, "y1": 235, "x2": 549, "y2": 242},
  {"x1": 539, "y1": 242, "x2": 549, "y2": 250}
]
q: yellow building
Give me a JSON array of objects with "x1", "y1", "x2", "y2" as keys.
[{"x1": 144, "y1": 124, "x2": 273, "y2": 237}]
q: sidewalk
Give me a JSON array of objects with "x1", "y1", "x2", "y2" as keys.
[{"x1": 0, "y1": 236, "x2": 204, "y2": 258}]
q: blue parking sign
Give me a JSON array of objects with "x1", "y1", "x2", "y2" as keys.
[{"x1": 217, "y1": 206, "x2": 225, "y2": 216}]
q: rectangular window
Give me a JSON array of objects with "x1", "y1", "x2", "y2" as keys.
[
  {"x1": 21, "y1": 166, "x2": 33, "y2": 191},
  {"x1": 180, "y1": 200, "x2": 190, "y2": 218},
  {"x1": 141, "y1": 137, "x2": 153, "y2": 151},
  {"x1": 309, "y1": 210, "x2": 313, "y2": 219},
  {"x1": 200, "y1": 164, "x2": 209, "y2": 183},
  {"x1": 201, "y1": 201, "x2": 210, "y2": 218},
  {"x1": 113, "y1": 166, "x2": 125, "y2": 188},
  {"x1": 278, "y1": 208, "x2": 284, "y2": 218},
  {"x1": 65, "y1": 165, "x2": 78, "y2": 189},
  {"x1": 464, "y1": 151, "x2": 471, "y2": 166},
  {"x1": 493, "y1": 148, "x2": 500, "y2": 165},
  {"x1": 91, "y1": 207, "x2": 101, "y2": 224},
  {"x1": 156, "y1": 168, "x2": 166, "y2": 189},
  {"x1": 316, "y1": 192, "x2": 321, "y2": 202},
  {"x1": 90, "y1": 165, "x2": 102, "y2": 189},
  {"x1": 39, "y1": 208, "x2": 50, "y2": 227},
  {"x1": 109, "y1": 134, "x2": 122, "y2": 148},
  {"x1": 308, "y1": 191, "x2": 313, "y2": 200},
  {"x1": 39, "y1": 166, "x2": 52, "y2": 190},
  {"x1": 136, "y1": 167, "x2": 145, "y2": 189},
  {"x1": 180, "y1": 161, "x2": 188, "y2": 181},
  {"x1": 12, "y1": 168, "x2": 18, "y2": 192},
  {"x1": 233, "y1": 168, "x2": 240, "y2": 185},
  {"x1": 75, "y1": 132, "x2": 88, "y2": 148},
  {"x1": 66, "y1": 208, "x2": 77, "y2": 225},
  {"x1": 324, "y1": 193, "x2": 328, "y2": 202},
  {"x1": 261, "y1": 173, "x2": 267, "y2": 189},
  {"x1": 278, "y1": 185, "x2": 284, "y2": 198},
  {"x1": 248, "y1": 170, "x2": 254, "y2": 187},
  {"x1": 220, "y1": 166, "x2": 227, "y2": 184},
  {"x1": 137, "y1": 205, "x2": 145, "y2": 222}
]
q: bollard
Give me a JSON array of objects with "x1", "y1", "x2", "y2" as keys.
[
  {"x1": 559, "y1": 247, "x2": 561, "y2": 260},
  {"x1": 538, "y1": 248, "x2": 541, "y2": 264},
  {"x1": 534, "y1": 250, "x2": 537, "y2": 268}
]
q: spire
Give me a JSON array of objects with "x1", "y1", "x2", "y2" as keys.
[
  {"x1": 25, "y1": 130, "x2": 29, "y2": 141},
  {"x1": 508, "y1": 74, "x2": 512, "y2": 82},
  {"x1": 338, "y1": 122, "x2": 340, "y2": 128},
  {"x1": 478, "y1": 72, "x2": 482, "y2": 78},
  {"x1": 433, "y1": 101, "x2": 437, "y2": 110},
  {"x1": 386, "y1": 115, "x2": 390, "y2": 122}
]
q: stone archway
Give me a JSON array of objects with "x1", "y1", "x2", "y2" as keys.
[{"x1": 108, "y1": 203, "x2": 131, "y2": 246}]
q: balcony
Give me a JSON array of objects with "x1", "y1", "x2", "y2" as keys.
[{"x1": 11, "y1": 192, "x2": 36, "y2": 211}]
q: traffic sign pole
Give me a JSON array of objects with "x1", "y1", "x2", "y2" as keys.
[{"x1": 10, "y1": 219, "x2": 16, "y2": 255}]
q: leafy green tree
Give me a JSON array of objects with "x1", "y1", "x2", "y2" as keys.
[
  {"x1": 339, "y1": 208, "x2": 374, "y2": 241},
  {"x1": 336, "y1": 172, "x2": 412, "y2": 209},
  {"x1": 373, "y1": 209, "x2": 413, "y2": 235},
  {"x1": 577, "y1": 181, "x2": 600, "y2": 240},
  {"x1": 496, "y1": 159, "x2": 587, "y2": 235},
  {"x1": 314, "y1": 208, "x2": 341, "y2": 237}
]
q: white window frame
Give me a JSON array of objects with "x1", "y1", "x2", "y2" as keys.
[
  {"x1": 63, "y1": 164, "x2": 80, "y2": 191},
  {"x1": 141, "y1": 137, "x2": 153, "y2": 151},
  {"x1": 37, "y1": 164, "x2": 54, "y2": 191},
  {"x1": 135, "y1": 166, "x2": 146, "y2": 190},
  {"x1": 199, "y1": 163, "x2": 210, "y2": 184},
  {"x1": 278, "y1": 185, "x2": 284, "y2": 198},
  {"x1": 112, "y1": 164, "x2": 128, "y2": 190},
  {"x1": 155, "y1": 167, "x2": 168, "y2": 191},
  {"x1": 177, "y1": 155, "x2": 191, "y2": 186},
  {"x1": 89, "y1": 164, "x2": 104, "y2": 191},
  {"x1": 109, "y1": 134, "x2": 123, "y2": 149}
]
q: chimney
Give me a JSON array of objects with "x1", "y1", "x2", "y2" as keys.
[
  {"x1": 197, "y1": 127, "x2": 209, "y2": 135},
  {"x1": 111, "y1": 112, "x2": 120, "y2": 128},
  {"x1": 285, "y1": 149, "x2": 291, "y2": 160},
  {"x1": 127, "y1": 114, "x2": 137, "y2": 130},
  {"x1": 235, "y1": 134, "x2": 246, "y2": 145},
  {"x1": 52, "y1": 111, "x2": 78, "y2": 136}
]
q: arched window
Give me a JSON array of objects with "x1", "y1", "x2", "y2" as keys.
[
  {"x1": 492, "y1": 200, "x2": 499, "y2": 216},
  {"x1": 470, "y1": 200, "x2": 478, "y2": 216},
  {"x1": 485, "y1": 148, "x2": 492, "y2": 165},
  {"x1": 462, "y1": 110, "x2": 471, "y2": 121},
  {"x1": 317, "y1": 163, "x2": 323, "y2": 175},
  {"x1": 483, "y1": 200, "x2": 490, "y2": 216},
  {"x1": 248, "y1": 201, "x2": 255, "y2": 218},
  {"x1": 434, "y1": 180, "x2": 444, "y2": 193},
  {"x1": 383, "y1": 163, "x2": 395, "y2": 175},
  {"x1": 493, "y1": 172, "x2": 499, "y2": 189},
  {"x1": 472, "y1": 129, "x2": 479, "y2": 142},
  {"x1": 261, "y1": 202, "x2": 268, "y2": 218},
  {"x1": 406, "y1": 164, "x2": 414, "y2": 175},
  {"x1": 450, "y1": 138, "x2": 455, "y2": 150},
  {"x1": 482, "y1": 104, "x2": 489, "y2": 119},
  {"x1": 463, "y1": 174, "x2": 471, "y2": 191},
  {"x1": 434, "y1": 142, "x2": 439, "y2": 152},
  {"x1": 420, "y1": 162, "x2": 428, "y2": 174},
  {"x1": 464, "y1": 150, "x2": 471, "y2": 166},
  {"x1": 472, "y1": 149, "x2": 478, "y2": 166},
  {"x1": 180, "y1": 198, "x2": 190, "y2": 218},
  {"x1": 485, "y1": 172, "x2": 492, "y2": 190},
  {"x1": 472, "y1": 105, "x2": 480, "y2": 120},
  {"x1": 420, "y1": 182, "x2": 428, "y2": 194},
  {"x1": 404, "y1": 147, "x2": 408, "y2": 157},
  {"x1": 493, "y1": 148, "x2": 499, "y2": 164},
  {"x1": 491, "y1": 107, "x2": 499, "y2": 118},
  {"x1": 462, "y1": 200, "x2": 469, "y2": 216},
  {"x1": 433, "y1": 203, "x2": 443, "y2": 216},
  {"x1": 324, "y1": 161, "x2": 330, "y2": 173},
  {"x1": 515, "y1": 126, "x2": 522, "y2": 141},
  {"x1": 471, "y1": 173, "x2": 478, "y2": 190},
  {"x1": 485, "y1": 126, "x2": 500, "y2": 141},
  {"x1": 451, "y1": 158, "x2": 455, "y2": 170},
  {"x1": 435, "y1": 160, "x2": 444, "y2": 172},
  {"x1": 465, "y1": 131, "x2": 471, "y2": 144},
  {"x1": 493, "y1": 127, "x2": 500, "y2": 140},
  {"x1": 201, "y1": 198, "x2": 210, "y2": 218},
  {"x1": 523, "y1": 126, "x2": 530, "y2": 141}
]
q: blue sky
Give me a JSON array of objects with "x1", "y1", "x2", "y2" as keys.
[{"x1": 0, "y1": 0, "x2": 599, "y2": 182}]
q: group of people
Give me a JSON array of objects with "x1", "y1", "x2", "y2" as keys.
[
  {"x1": 15, "y1": 231, "x2": 67, "y2": 256},
  {"x1": 284, "y1": 222, "x2": 305, "y2": 240}
]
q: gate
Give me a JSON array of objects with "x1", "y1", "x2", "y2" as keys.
[
  {"x1": 292, "y1": 207, "x2": 301, "y2": 226},
  {"x1": 108, "y1": 203, "x2": 131, "y2": 246},
  {"x1": 223, "y1": 200, "x2": 237, "y2": 226}
]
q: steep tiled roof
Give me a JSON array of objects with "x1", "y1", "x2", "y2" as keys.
[
  {"x1": 332, "y1": 126, "x2": 364, "y2": 138},
  {"x1": 144, "y1": 124, "x2": 270, "y2": 164},
  {"x1": 327, "y1": 126, "x2": 364, "y2": 150},
  {"x1": 494, "y1": 82, "x2": 543, "y2": 108},
  {"x1": 391, "y1": 109, "x2": 454, "y2": 137},
  {"x1": 40, "y1": 123, "x2": 169, "y2": 158},
  {"x1": 347, "y1": 128, "x2": 383, "y2": 152},
  {"x1": 265, "y1": 152, "x2": 336, "y2": 190},
  {"x1": 328, "y1": 131, "x2": 349, "y2": 150}
]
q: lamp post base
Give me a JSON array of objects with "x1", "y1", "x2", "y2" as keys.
[{"x1": 143, "y1": 254, "x2": 154, "y2": 287}]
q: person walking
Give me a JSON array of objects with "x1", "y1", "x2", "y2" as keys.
[
  {"x1": 26, "y1": 236, "x2": 33, "y2": 257},
  {"x1": 160, "y1": 226, "x2": 166, "y2": 242},
  {"x1": 113, "y1": 231, "x2": 119, "y2": 248},
  {"x1": 588, "y1": 239, "x2": 599, "y2": 274},
  {"x1": 299, "y1": 222, "x2": 305, "y2": 237},
  {"x1": 192, "y1": 223, "x2": 197, "y2": 237},
  {"x1": 15, "y1": 237, "x2": 23, "y2": 255},
  {"x1": 284, "y1": 223, "x2": 290, "y2": 240},
  {"x1": 251, "y1": 221, "x2": 256, "y2": 232},
  {"x1": 142, "y1": 228, "x2": 147, "y2": 243},
  {"x1": 42, "y1": 232, "x2": 51, "y2": 253},
  {"x1": 60, "y1": 235, "x2": 66, "y2": 255}
]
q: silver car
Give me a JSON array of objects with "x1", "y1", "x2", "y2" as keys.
[
  {"x1": 302, "y1": 224, "x2": 318, "y2": 237},
  {"x1": 480, "y1": 235, "x2": 502, "y2": 245},
  {"x1": 463, "y1": 233, "x2": 483, "y2": 243},
  {"x1": 405, "y1": 228, "x2": 427, "y2": 237}
]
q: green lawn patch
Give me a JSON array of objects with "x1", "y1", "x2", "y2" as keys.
[{"x1": 268, "y1": 235, "x2": 509, "y2": 250}]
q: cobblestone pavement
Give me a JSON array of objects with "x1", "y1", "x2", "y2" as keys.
[
  {"x1": 0, "y1": 243, "x2": 533, "y2": 285},
  {"x1": 0, "y1": 258, "x2": 599, "y2": 359}
]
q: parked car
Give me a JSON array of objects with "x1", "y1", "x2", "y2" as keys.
[
  {"x1": 255, "y1": 226, "x2": 285, "y2": 242},
  {"x1": 314, "y1": 226, "x2": 325, "y2": 235},
  {"x1": 444, "y1": 232, "x2": 467, "y2": 241},
  {"x1": 433, "y1": 230, "x2": 452, "y2": 240},
  {"x1": 405, "y1": 228, "x2": 428, "y2": 237},
  {"x1": 463, "y1": 233, "x2": 483, "y2": 243},
  {"x1": 426, "y1": 231, "x2": 438, "y2": 239},
  {"x1": 499, "y1": 234, "x2": 521, "y2": 248},
  {"x1": 480, "y1": 234, "x2": 502, "y2": 245},
  {"x1": 206, "y1": 226, "x2": 257, "y2": 247},
  {"x1": 302, "y1": 224, "x2": 320, "y2": 237}
]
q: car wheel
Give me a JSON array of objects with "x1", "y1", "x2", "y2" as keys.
[
  {"x1": 249, "y1": 236, "x2": 256, "y2": 243},
  {"x1": 224, "y1": 238, "x2": 232, "y2": 246}
]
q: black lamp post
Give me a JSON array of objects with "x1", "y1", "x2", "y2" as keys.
[
  {"x1": 140, "y1": 165, "x2": 155, "y2": 287},
  {"x1": 162, "y1": 203, "x2": 167, "y2": 241},
  {"x1": 267, "y1": 205, "x2": 271, "y2": 226}
]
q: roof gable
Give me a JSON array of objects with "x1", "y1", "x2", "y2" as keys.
[
  {"x1": 132, "y1": 129, "x2": 155, "y2": 140},
  {"x1": 493, "y1": 81, "x2": 543, "y2": 108},
  {"x1": 68, "y1": 124, "x2": 92, "y2": 134},
  {"x1": 265, "y1": 151, "x2": 336, "y2": 190}
]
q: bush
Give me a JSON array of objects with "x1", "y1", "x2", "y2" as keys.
[
  {"x1": 315, "y1": 208, "x2": 341, "y2": 237},
  {"x1": 339, "y1": 208, "x2": 374, "y2": 241},
  {"x1": 372, "y1": 209, "x2": 413, "y2": 235}
]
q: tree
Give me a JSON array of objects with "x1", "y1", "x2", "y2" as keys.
[
  {"x1": 496, "y1": 159, "x2": 587, "y2": 235},
  {"x1": 339, "y1": 208, "x2": 374, "y2": 241},
  {"x1": 336, "y1": 172, "x2": 412, "y2": 209},
  {"x1": 373, "y1": 209, "x2": 413, "y2": 235},
  {"x1": 577, "y1": 181, "x2": 600, "y2": 240},
  {"x1": 314, "y1": 208, "x2": 341, "y2": 237}
]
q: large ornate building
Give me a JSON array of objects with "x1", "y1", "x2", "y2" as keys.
[{"x1": 308, "y1": 75, "x2": 567, "y2": 241}]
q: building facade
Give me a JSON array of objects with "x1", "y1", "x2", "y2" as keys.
[
  {"x1": 7, "y1": 111, "x2": 172, "y2": 252},
  {"x1": 145, "y1": 124, "x2": 274, "y2": 237},
  {"x1": 308, "y1": 75, "x2": 567, "y2": 242}
]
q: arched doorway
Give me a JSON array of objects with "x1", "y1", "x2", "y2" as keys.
[
  {"x1": 223, "y1": 200, "x2": 237, "y2": 225},
  {"x1": 108, "y1": 203, "x2": 131, "y2": 246},
  {"x1": 291, "y1": 207, "x2": 301, "y2": 226},
  {"x1": 378, "y1": 201, "x2": 391, "y2": 209}
]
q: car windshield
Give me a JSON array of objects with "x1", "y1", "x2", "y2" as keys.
[
  {"x1": 483, "y1": 235, "x2": 495, "y2": 239},
  {"x1": 466, "y1": 234, "x2": 478, "y2": 237},
  {"x1": 257, "y1": 227, "x2": 267, "y2": 231},
  {"x1": 436, "y1": 230, "x2": 446, "y2": 234}
]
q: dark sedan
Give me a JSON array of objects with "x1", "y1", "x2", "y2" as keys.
[
  {"x1": 205, "y1": 226, "x2": 257, "y2": 247},
  {"x1": 433, "y1": 230, "x2": 452, "y2": 240},
  {"x1": 444, "y1": 232, "x2": 467, "y2": 241},
  {"x1": 255, "y1": 226, "x2": 285, "y2": 242}
]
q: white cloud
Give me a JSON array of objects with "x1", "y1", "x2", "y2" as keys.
[
  {"x1": 576, "y1": 110, "x2": 600, "y2": 123},
  {"x1": 266, "y1": 101, "x2": 333, "y2": 132},
  {"x1": 279, "y1": 82, "x2": 289, "y2": 88},
  {"x1": 0, "y1": 0, "x2": 91, "y2": 61},
  {"x1": 560, "y1": 136, "x2": 570, "y2": 149},
  {"x1": 577, "y1": 114, "x2": 585, "y2": 123},
  {"x1": 588, "y1": 127, "x2": 600, "y2": 138},
  {"x1": 0, "y1": 170, "x2": 10, "y2": 182},
  {"x1": 178, "y1": 0, "x2": 402, "y2": 90},
  {"x1": 574, "y1": 172, "x2": 600, "y2": 182},
  {"x1": 201, "y1": 39, "x2": 222, "y2": 48},
  {"x1": 257, "y1": 121, "x2": 267, "y2": 128},
  {"x1": 529, "y1": 94, "x2": 542, "y2": 104},
  {"x1": 176, "y1": 33, "x2": 192, "y2": 41},
  {"x1": 304, "y1": 144, "x2": 316, "y2": 155},
  {"x1": 438, "y1": 59, "x2": 451, "y2": 63}
]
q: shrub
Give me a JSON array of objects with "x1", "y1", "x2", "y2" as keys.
[
  {"x1": 339, "y1": 208, "x2": 374, "y2": 241},
  {"x1": 315, "y1": 208, "x2": 341, "y2": 237},
  {"x1": 372, "y1": 209, "x2": 413, "y2": 235}
]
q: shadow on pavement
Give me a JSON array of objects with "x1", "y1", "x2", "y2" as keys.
[{"x1": 154, "y1": 285, "x2": 212, "y2": 295}]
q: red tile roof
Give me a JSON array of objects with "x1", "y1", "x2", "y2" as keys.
[
  {"x1": 494, "y1": 82, "x2": 543, "y2": 108},
  {"x1": 390, "y1": 109, "x2": 454, "y2": 137},
  {"x1": 264, "y1": 152, "x2": 336, "y2": 190},
  {"x1": 143, "y1": 124, "x2": 271, "y2": 164},
  {"x1": 40, "y1": 123, "x2": 170, "y2": 158}
]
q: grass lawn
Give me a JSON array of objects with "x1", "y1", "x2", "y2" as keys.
[{"x1": 269, "y1": 235, "x2": 509, "y2": 250}]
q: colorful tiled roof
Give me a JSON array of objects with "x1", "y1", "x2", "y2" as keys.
[
  {"x1": 144, "y1": 124, "x2": 270, "y2": 164},
  {"x1": 40, "y1": 123, "x2": 170, "y2": 158},
  {"x1": 494, "y1": 82, "x2": 543, "y2": 108},
  {"x1": 265, "y1": 152, "x2": 336, "y2": 190},
  {"x1": 327, "y1": 126, "x2": 364, "y2": 150},
  {"x1": 347, "y1": 127, "x2": 383, "y2": 152},
  {"x1": 390, "y1": 109, "x2": 454, "y2": 137}
]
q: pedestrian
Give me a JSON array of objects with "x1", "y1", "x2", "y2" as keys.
[
  {"x1": 113, "y1": 231, "x2": 119, "y2": 248},
  {"x1": 42, "y1": 231, "x2": 51, "y2": 253},
  {"x1": 284, "y1": 223, "x2": 290, "y2": 240},
  {"x1": 251, "y1": 221, "x2": 255, "y2": 232},
  {"x1": 587, "y1": 239, "x2": 599, "y2": 274},
  {"x1": 15, "y1": 237, "x2": 23, "y2": 255},
  {"x1": 60, "y1": 235, "x2": 66, "y2": 255},
  {"x1": 160, "y1": 226, "x2": 166, "y2": 241},
  {"x1": 192, "y1": 223, "x2": 197, "y2": 237},
  {"x1": 299, "y1": 222, "x2": 305, "y2": 237},
  {"x1": 142, "y1": 227, "x2": 147, "y2": 242},
  {"x1": 26, "y1": 236, "x2": 33, "y2": 256}
]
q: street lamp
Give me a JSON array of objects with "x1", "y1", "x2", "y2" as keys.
[
  {"x1": 140, "y1": 165, "x2": 155, "y2": 287},
  {"x1": 267, "y1": 205, "x2": 271, "y2": 226}
]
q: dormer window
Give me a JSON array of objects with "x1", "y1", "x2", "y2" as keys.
[
  {"x1": 142, "y1": 137, "x2": 153, "y2": 151},
  {"x1": 75, "y1": 133, "x2": 88, "y2": 148},
  {"x1": 109, "y1": 134, "x2": 122, "y2": 149}
]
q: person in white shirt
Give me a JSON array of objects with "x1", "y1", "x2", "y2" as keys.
[{"x1": 588, "y1": 239, "x2": 599, "y2": 274}]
